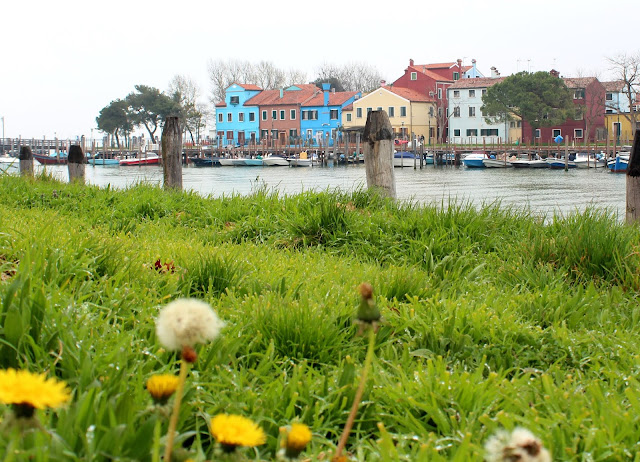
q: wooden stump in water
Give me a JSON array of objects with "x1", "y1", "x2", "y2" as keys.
[
  {"x1": 162, "y1": 117, "x2": 182, "y2": 190},
  {"x1": 68, "y1": 145, "x2": 85, "y2": 183},
  {"x1": 19, "y1": 146, "x2": 34, "y2": 177},
  {"x1": 626, "y1": 129, "x2": 640, "y2": 224},
  {"x1": 363, "y1": 110, "x2": 395, "y2": 199}
]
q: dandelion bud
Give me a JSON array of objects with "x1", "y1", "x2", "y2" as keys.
[
  {"x1": 356, "y1": 283, "x2": 380, "y2": 324},
  {"x1": 146, "y1": 374, "x2": 180, "y2": 405},
  {"x1": 281, "y1": 423, "x2": 312, "y2": 459}
]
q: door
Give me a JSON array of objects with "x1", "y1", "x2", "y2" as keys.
[{"x1": 238, "y1": 132, "x2": 245, "y2": 146}]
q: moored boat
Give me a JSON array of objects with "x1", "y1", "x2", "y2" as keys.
[
  {"x1": 393, "y1": 151, "x2": 419, "y2": 168},
  {"x1": 290, "y1": 151, "x2": 312, "y2": 167},
  {"x1": 88, "y1": 157, "x2": 120, "y2": 166},
  {"x1": 33, "y1": 152, "x2": 68, "y2": 165},
  {"x1": 190, "y1": 156, "x2": 221, "y2": 167},
  {"x1": 263, "y1": 155, "x2": 290, "y2": 166},
  {"x1": 574, "y1": 152, "x2": 606, "y2": 168},
  {"x1": 218, "y1": 157, "x2": 234, "y2": 166},
  {"x1": 483, "y1": 157, "x2": 513, "y2": 168},
  {"x1": 119, "y1": 154, "x2": 160, "y2": 166},
  {"x1": 608, "y1": 153, "x2": 629, "y2": 173},
  {"x1": 546, "y1": 157, "x2": 576, "y2": 169},
  {"x1": 244, "y1": 157, "x2": 264, "y2": 166},
  {"x1": 462, "y1": 152, "x2": 487, "y2": 168}
]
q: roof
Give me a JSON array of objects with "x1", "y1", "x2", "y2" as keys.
[
  {"x1": 342, "y1": 103, "x2": 353, "y2": 111},
  {"x1": 448, "y1": 77, "x2": 505, "y2": 89},
  {"x1": 602, "y1": 80, "x2": 625, "y2": 92},
  {"x1": 302, "y1": 91, "x2": 359, "y2": 107},
  {"x1": 244, "y1": 84, "x2": 318, "y2": 106},
  {"x1": 407, "y1": 65, "x2": 453, "y2": 82},
  {"x1": 563, "y1": 77, "x2": 597, "y2": 89},
  {"x1": 215, "y1": 101, "x2": 226, "y2": 108},
  {"x1": 225, "y1": 83, "x2": 263, "y2": 91}
]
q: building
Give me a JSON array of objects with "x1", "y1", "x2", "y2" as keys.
[
  {"x1": 214, "y1": 83, "x2": 262, "y2": 147},
  {"x1": 341, "y1": 84, "x2": 436, "y2": 143},
  {"x1": 300, "y1": 84, "x2": 360, "y2": 146}
]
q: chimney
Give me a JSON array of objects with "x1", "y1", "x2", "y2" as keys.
[
  {"x1": 409, "y1": 58, "x2": 414, "y2": 66},
  {"x1": 550, "y1": 69, "x2": 560, "y2": 78},
  {"x1": 380, "y1": 79, "x2": 386, "y2": 87},
  {"x1": 490, "y1": 66, "x2": 500, "y2": 78},
  {"x1": 322, "y1": 82, "x2": 331, "y2": 106},
  {"x1": 457, "y1": 58, "x2": 462, "y2": 67},
  {"x1": 279, "y1": 88, "x2": 283, "y2": 98}
]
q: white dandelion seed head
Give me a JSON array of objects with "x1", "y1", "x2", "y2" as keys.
[
  {"x1": 156, "y1": 298, "x2": 225, "y2": 350},
  {"x1": 485, "y1": 427, "x2": 551, "y2": 462}
]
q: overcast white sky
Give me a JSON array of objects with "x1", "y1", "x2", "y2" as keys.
[{"x1": 2, "y1": 0, "x2": 638, "y2": 140}]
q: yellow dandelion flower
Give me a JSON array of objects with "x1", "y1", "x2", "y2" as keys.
[
  {"x1": 284, "y1": 423, "x2": 312, "y2": 458},
  {"x1": 146, "y1": 374, "x2": 180, "y2": 405},
  {"x1": 0, "y1": 369, "x2": 70, "y2": 418},
  {"x1": 210, "y1": 414, "x2": 266, "y2": 452}
]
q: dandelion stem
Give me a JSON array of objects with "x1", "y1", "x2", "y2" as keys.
[
  {"x1": 152, "y1": 417, "x2": 162, "y2": 462},
  {"x1": 164, "y1": 358, "x2": 189, "y2": 462},
  {"x1": 334, "y1": 327, "x2": 376, "y2": 460}
]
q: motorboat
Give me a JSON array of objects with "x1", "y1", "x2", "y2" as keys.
[
  {"x1": 483, "y1": 156, "x2": 513, "y2": 168},
  {"x1": 546, "y1": 157, "x2": 576, "y2": 169},
  {"x1": 574, "y1": 152, "x2": 606, "y2": 168},
  {"x1": 608, "y1": 152, "x2": 629, "y2": 173},
  {"x1": 462, "y1": 152, "x2": 487, "y2": 168},
  {"x1": 393, "y1": 151, "x2": 419, "y2": 168},
  {"x1": 119, "y1": 154, "x2": 160, "y2": 166},
  {"x1": 263, "y1": 155, "x2": 290, "y2": 167}
]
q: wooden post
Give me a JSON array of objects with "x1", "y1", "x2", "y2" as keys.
[
  {"x1": 68, "y1": 145, "x2": 85, "y2": 183},
  {"x1": 161, "y1": 116, "x2": 183, "y2": 190},
  {"x1": 626, "y1": 129, "x2": 640, "y2": 224},
  {"x1": 363, "y1": 110, "x2": 395, "y2": 199},
  {"x1": 19, "y1": 146, "x2": 34, "y2": 177}
]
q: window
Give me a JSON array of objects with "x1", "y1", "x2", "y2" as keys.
[
  {"x1": 606, "y1": 109, "x2": 614, "y2": 114},
  {"x1": 453, "y1": 107, "x2": 460, "y2": 117},
  {"x1": 290, "y1": 109, "x2": 296, "y2": 120},
  {"x1": 517, "y1": 121, "x2": 521, "y2": 128},
  {"x1": 226, "y1": 130, "x2": 233, "y2": 140},
  {"x1": 480, "y1": 129, "x2": 499, "y2": 136},
  {"x1": 302, "y1": 110, "x2": 318, "y2": 120},
  {"x1": 466, "y1": 129, "x2": 478, "y2": 137},
  {"x1": 613, "y1": 122, "x2": 621, "y2": 137},
  {"x1": 429, "y1": 107, "x2": 434, "y2": 117},
  {"x1": 249, "y1": 112, "x2": 255, "y2": 122},
  {"x1": 366, "y1": 107, "x2": 372, "y2": 114},
  {"x1": 574, "y1": 110, "x2": 584, "y2": 121},
  {"x1": 411, "y1": 72, "x2": 417, "y2": 80},
  {"x1": 346, "y1": 113, "x2": 352, "y2": 122},
  {"x1": 453, "y1": 72, "x2": 459, "y2": 80},
  {"x1": 453, "y1": 90, "x2": 460, "y2": 98},
  {"x1": 606, "y1": 93, "x2": 613, "y2": 101},
  {"x1": 227, "y1": 113, "x2": 232, "y2": 122},
  {"x1": 453, "y1": 129, "x2": 461, "y2": 136},
  {"x1": 437, "y1": 88, "x2": 442, "y2": 99},
  {"x1": 289, "y1": 129, "x2": 297, "y2": 138},
  {"x1": 230, "y1": 96, "x2": 239, "y2": 105},
  {"x1": 388, "y1": 107, "x2": 395, "y2": 117},
  {"x1": 469, "y1": 90, "x2": 476, "y2": 97},
  {"x1": 279, "y1": 110, "x2": 285, "y2": 120},
  {"x1": 535, "y1": 129, "x2": 541, "y2": 138},
  {"x1": 574, "y1": 129, "x2": 583, "y2": 138},
  {"x1": 356, "y1": 108, "x2": 363, "y2": 118},
  {"x1": 217, "y1": 130, "x2": 224, "y2": 140},
  {"x1": 306, "y1": 129, "x2": 313, "y2": 138},
  {"x1": 238, "y1": 113, "x2": 244, "y2": 122},
  {"x1": 510, "y1": 121, "x2": 515, "y2": 128},
  {"x1": 438, "y1": 107, "x2": 443, "y2": 116},
  {"x1": 469, "y1": 107, "x2": 476, "y2": 117},
  {"x1": 482, "y1": 89, "x2": 487, "y2": 95},
  {"x1": 400, "y1": 106, "x2": 407, "y2": 117},
  {"x1": 552, "y1": 129, "x2": 561, "y2": 138},
  {"x1": 330, "y1": 109, "x2": 338, "y2": 120},
  {"x1": 262, "y1": 110, "x2": 267, "y2": 121},
  {"x1": 218, "y1": 113, "x2": 223, "y2": 123},
  {"x1": 574, "y1": 89, "x2": 585, "y2": 99},
  {"x1": 261, "y1": 129, "x2": 268, "y2": 139},
  {"x1": 272, "y1": 110, "x2": 277, "y2": 120}
]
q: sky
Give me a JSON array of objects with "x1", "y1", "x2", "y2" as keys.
[{"x1": 2, "y1": 0, "x2": 639, "y2": 141}]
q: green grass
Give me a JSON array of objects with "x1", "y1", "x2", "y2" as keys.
[{"x1": 0, "y1": 174, "x2": 640, "y2": 460}]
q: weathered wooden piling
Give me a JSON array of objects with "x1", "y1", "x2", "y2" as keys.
[
  {"x1": 363, "y1": 110, "x2": 395, "y2": 199},
  {"x1": 161, "y1": 116, "x2": 183, "y2": 190},
  {"x1": 19, "y1": 146, "x2": 34, "y2": 177},
  {"x1": 625, "y1": 129, "x2": 640, "y2": 224},
  {"x1": 68, "y1": 145, "x2": 85, "y2": 183}
]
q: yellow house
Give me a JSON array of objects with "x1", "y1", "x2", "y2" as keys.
[
  {"x1": 341, "y1": 85, "x2": 437, "y2": 142},
  {"x1": 605, "y1": 113, "x2": 636, "y2": 144}
]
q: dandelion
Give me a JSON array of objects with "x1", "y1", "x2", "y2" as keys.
[
  {"x1": 0, "y1": 369, "x2": 70, "y2": 419},
  {"x1": 210, "y1": 414, "x2": 266, "y2": 453},
  {"x1": 146, "y1": 374, "x2": 180, "y2": 406},
  {"x1": 485, "y1": 427, "x2": 551, "y2": 462},
  {"x1": 279, "y1": 423, "x2": 312, "y2": 459}
]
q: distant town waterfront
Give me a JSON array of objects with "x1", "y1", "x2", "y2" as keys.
[{"x1": 33, "y1": 163, "x2": 626, "y2": 219}]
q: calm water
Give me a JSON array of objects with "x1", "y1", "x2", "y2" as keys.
[{"x1": 30, "y1": 163, "x2": 626, "y2": 219}]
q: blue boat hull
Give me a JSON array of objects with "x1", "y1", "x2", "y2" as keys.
[{"x1": 608, "y1": 157, "x2": 628, "y2": 173}]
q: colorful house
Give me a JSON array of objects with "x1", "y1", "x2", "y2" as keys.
[
  {"x1": 214, "y1": 83, "x2": 262, "y2": 147},
  {"x1": 341, "y1": 84, "x2": 436, "y2": 143},
  {"x1": 300, "y1": 83, "x2": 360, "y2": 146}
]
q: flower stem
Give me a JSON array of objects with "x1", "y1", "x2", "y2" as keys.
[
  {"x1": 164, "y1": 358, "x2": 189, "y2": 462},
  {"x1": 334, "y1": 327, "x2": 376, "y2": 460},
  {"x1": 152, "y1": 417, "x2": 162, "y2": 462}
]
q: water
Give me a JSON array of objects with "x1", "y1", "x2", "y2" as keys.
[{"x1": 28, "y1": 163, "x2": 626, "y2": 219}]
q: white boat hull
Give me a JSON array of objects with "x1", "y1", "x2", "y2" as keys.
[
  {"x1": 263, "y1": 156, "x2": 289, "y2": 166},
  {"x1": 483, "y1": 159, "x2": 513, "y2": 168}
]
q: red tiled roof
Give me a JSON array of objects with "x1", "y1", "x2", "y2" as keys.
[
  {"x1": 386, "y1": 86, "x2": 436, "y2": 102},
  {"x1": 563, "y1": 77, "x2": 597, "y2": 88},
  {"x1": 448, "y1": 77, "x2": 505, "y2": 89},
  {"x1": 215, "y1": 101, "x2": 226, "y2": 107},
  {"x1": 302, "y1": 91, "x2": 359, "y2": 107},
  {"x1": 602, "y1": 80, "x2": 624, "y2": 92},
  {"x1": 244, "y1": 84, "x2": 318, "y2": 106},
  {"x1": 342, "y1": 103, "x2": 353, "y2": 111},
  {"x1": 408, "y1": 66, "x2": 452, "y2": 82},
  {"x1": 237, "y1": 83, "x2": 262, "y2": 90},
  {"x1": 420, "y1": 62, "x2": 456, "y2": 69}
]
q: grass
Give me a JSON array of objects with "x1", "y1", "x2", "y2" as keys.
[{"x1": 0, "y1": 173, "x2": 639, "y2": 460}]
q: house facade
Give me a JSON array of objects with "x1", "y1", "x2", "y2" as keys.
[
  {"x1": 341, "y1": 85, "x2": 436, "y2": 142},
  {"x1": 214, "y1": 83, "x2": 262, "y2": 147},
  {"x1": 300, "y1": 84, "x2": 360, "y2": 146}
]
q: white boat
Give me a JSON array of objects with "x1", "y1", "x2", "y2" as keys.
[
  {"x1": 462, "y1": 152, "x2": 487, "y2": 168},
  {"x1": 218, "y1": 158, "x2": 235, "y2": 166},
  {"x1": 574, "y1": 153, "x2": 606, "y2": 169},
  {"x1": 263, "y1": 155, "x2": 289, "y2": 167},
  {"x1": 483, "y1": 158, "x2": 513, "y2": 168},
  {"x1": 289, "y1": 151, "x2": 312, "y2": 167},
  {"x1": 393, "y1": 151, "x2": 419, "y2": 168},
  {"x1": 0, "y1": 155, "x2": 18, "y2": 169},
  {"x1": 546, "y1": 157, "x2": 576, "y2": 169},
  {"x1": 510, "y1": 157, "x2": 548, "y2": 168}
]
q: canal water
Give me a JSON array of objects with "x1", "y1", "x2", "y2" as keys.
[{"x1": 29, "y1": 163, "x2": 625, "y2": 219}]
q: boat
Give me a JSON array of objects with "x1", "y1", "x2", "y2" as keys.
[
  {"x1": 218, "y1": 157, "x2": 235, "y2": 166},
  {"x1": 509, "y1": 154, "x2": 548, "y2": 168},
  {"x1": 33, "y1": 152, "x2": 68, "y2": 165},
  {"x1": 574, "y1": 152, "x2": 606, "y2": 169},
  {"x1": 289, "y1": 151, "x2": 312, "y2": 167},
  {"x1": 88, "y1": 157, "x2": 120, "y2": 166},
  {"x1": 0, "y1": 155, "x2": 18, "y2": 170},
  {"x1": 263, "y1": 155, "x2": 290, "y2": 166},
  {"x1": 244, "y1": 157, "x2": 264, "y2": 167},
  {"x1": 483, "y1": 157, "x2": 513, "y2": 168},
  {"x1": 608, "y1": 153, "x2": 629, "y2": 173},
  {"x1": 119, "y1": 154, "x2": 160, "y2": 166},
  {"x1": 393, "y1": 151, "x2": 419, "y2": 168},
  {"x1": 546, "y1": 157, "x2": 576, "y2": 169},
  {"x1": 190, "y1": 156, "x2": 221, "y2": 167},
  {"x1": 462, "y1": 152, "x2": 487, "y2": 168}
]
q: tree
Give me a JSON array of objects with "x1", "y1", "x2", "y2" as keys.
[
  {"x1": 168, "y1": 75, "x2": 209, "y2": 144},
  {"x1": 313, "y1": 61, "x2": 383, "y2": 93},
  {"x1": 607, "y1": 52, "x2": 640, "y2": 133},
  {"x1": 481, "y1": 71, "x2": 575, "y2": 142},
  {"x1": 96, "y1": 99, "x2": 132, "y2": 148},
  {"x1": 126, "y1": 85, "x2": 178, "y2": 142},
  {"x1": 312, "y1": 76, "x2": 345, "y2": 92}
]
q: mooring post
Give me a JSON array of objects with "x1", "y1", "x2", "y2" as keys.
[
  {"x1": 625, "y1": 129, "x2": 640, "y2": 224},
  {"x1": 161, "y1": 116, "x2": 183, "y2": 190},
  {"x1": 19, "y1": 146, "x2": 34, "y2": 177},
  {"x1": 363, "y1": 110, "x2": 395, "y2": 199},
  {"x1": 68, "y1": 145, "x2": 85, "y2": 183}
]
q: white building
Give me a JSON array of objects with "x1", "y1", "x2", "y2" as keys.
[{"x1": 603, "y1": 80, "x2": 633, "y2": 114}]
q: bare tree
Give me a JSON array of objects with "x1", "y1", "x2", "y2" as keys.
[
  {"x1": 607, "y1": 52, "x2": 640, "y2": 133},
  {"x1": 313, "y1": 61, "x2": 383, "y2": 93},
  {"x1": 285, "y1": 68, "x2": 309, "y2": 87},
  {"x1": 168, "y1": 74, "x2": 207, "y2": 144}
]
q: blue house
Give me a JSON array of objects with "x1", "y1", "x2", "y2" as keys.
[
  {"x1": 300, "y1": 83, "x2": 361, "y2": 146},
  {"x1": 214, "y1": 83, "x2": 263, "y2": 147}
]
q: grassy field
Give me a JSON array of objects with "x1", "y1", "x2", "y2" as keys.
[{"x1": 0, "y1": 173, "x2": 639, "y2": 461}]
